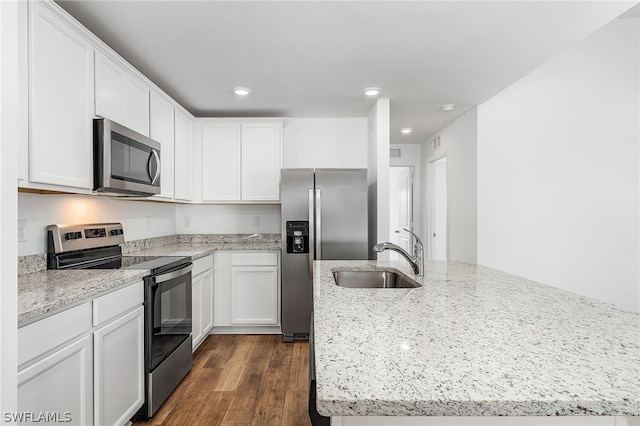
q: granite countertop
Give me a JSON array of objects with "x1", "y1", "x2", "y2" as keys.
[
  {"x1": 18, "y1": 236, "x2": 281, "y2": 325},
  {"x1": 313, "y1": 260, "x2": 640, "y2": 418},
  {"x1": 18, "y1": 269, "x2": 148, "y2": 325},
  {"x1": 126, "y1": 241, "x2": 281, "y2": 259}
]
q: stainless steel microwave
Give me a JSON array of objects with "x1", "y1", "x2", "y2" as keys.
[{"x1": 93, "y1": 119, "x2": 161, "y2": 197}]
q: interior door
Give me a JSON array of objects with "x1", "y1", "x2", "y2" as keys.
[
  {"x1": 428, "y1": 156, "x2": 447, "y2": 260},
  {"x1": 389, "y1": 167, "x2": 413, "y2": 263}
]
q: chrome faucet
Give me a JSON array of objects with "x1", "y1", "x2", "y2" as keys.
[{"x1": 373, "y1": 228, "x2": 424, "y2": 276}]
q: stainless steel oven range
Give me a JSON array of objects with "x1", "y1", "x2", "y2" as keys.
[{"x1": 46, "y1": 223, "x2": 193, "y2": 420}]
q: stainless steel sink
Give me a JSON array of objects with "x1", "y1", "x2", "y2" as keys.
[{"x1": 333, "y1": 270, "x2": 421, "y2": 288}]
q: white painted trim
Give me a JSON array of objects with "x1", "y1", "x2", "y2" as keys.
[
  {"x1": 1, "y1": 0, "x2": 20, "y2": 417},
  {"x1": 425, "y1": 149, "x2": 448, "y2": 261}
]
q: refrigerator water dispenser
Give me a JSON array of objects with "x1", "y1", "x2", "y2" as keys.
[{"x1": 286, "y1": 221, "x2": 309, "y2": 253}]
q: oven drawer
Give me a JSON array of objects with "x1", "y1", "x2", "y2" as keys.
[{"x1": 93, "y1": 281, "x2": 144, "y2": 327}]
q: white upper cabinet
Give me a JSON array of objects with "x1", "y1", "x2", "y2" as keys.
[
  {"x1": 95, "y1": 51, "x2": 150, "y2": 137},
  {"x1": 150, "y1": 91, "x2": 175, "y2": 200},
  {"x1": 241, "y1": 123, "x2": 282, "y2": 201},
  {"x1": 201, "y1": 120, "x2": 282, "y2": 202},
  {"x1": 28, "y1": 1, "x2": 94, "y2": 189},
  {"x1": 201, "y1": 123, "x2": 242, "y2": 201},
  {"x1": 174, "y1": 109, "x2": 194, "y2": 201}
]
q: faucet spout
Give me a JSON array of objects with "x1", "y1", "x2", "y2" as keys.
[{"x1": 373, "y1": 242, "x2": 422, "y2": 275}]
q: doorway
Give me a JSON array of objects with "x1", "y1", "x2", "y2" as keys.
[
  {"x1": 427, "y1": 155, "x2": 447, "y2": 260},
  {"x1": 389, "y1": 166, "x2": 413, "y2": 263}
]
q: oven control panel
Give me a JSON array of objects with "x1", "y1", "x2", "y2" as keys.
[{"x1": 47, "y1": 223, "x2": 125, "y2": 254}]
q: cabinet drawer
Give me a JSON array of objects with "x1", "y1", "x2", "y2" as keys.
[
  {"x1": 19, "y1": 302, "x2": 92, "y2": 366},
  {"x1": 231, "y1": 252, "x2": 278, "y2": 266},
  {"x1": 192, "y1": 255, "x2": 213, "y2": 277},
  {"x1": 93, "y1": 281, "x2": 144, "y2": 327}
]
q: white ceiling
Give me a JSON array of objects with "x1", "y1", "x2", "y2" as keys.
[{"x1": 57, "y1": 1, "x2": 636, "y2": 144}]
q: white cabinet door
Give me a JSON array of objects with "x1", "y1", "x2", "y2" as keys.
[
  {"x1": 150, "y1": 91, "x2": 175, "y2": 199},
  {"x1": 192, "y1": 274, "x2": 203, "y2": 350},
  {"x1": 123, "y1": 76, "x2": 150, "y2": 136},
  {"x1": 213, "y1": 252, "x2": 231, "y2": 327},
  {"x1": 230, "y1": 266, "x2": 279, "y2": 325},
  {"x1": 192, "y1": 267, "x2": 214, "y2": 351},
  {"x1": 201, "y1": 123, "x2": 241, "y2": 201},
  {"x1": 93, "y1": 306, "x2": 144, "y2": 426},
  {"x1": 95, "y1": 51, "x2": 150, "y2": 136},
  {"x1": 199, "y1": 120, "x2": 282, "y2": 202},
  {"x1": 94, "y1": 51, "x2": 124, "y2": 124},
  {"x1": 28, "y1": 1, "x2": 94, "y2": 189},
  {"x1": 174, "y1": 109, "x2": 193, "y2": 201},
  {"x1": 18, "y1": 335, "x2": 93, "y2": 426},
  {"x1": 241, "y1": 123, "x2": 282, "y2": 201},
  {"x1": 201, "y1": 269, "x2": 214, "y2": 336}
]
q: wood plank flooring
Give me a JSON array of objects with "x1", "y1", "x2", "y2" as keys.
[{"x1": 134, "y1": 335, "x2": 311, "y2": 426}]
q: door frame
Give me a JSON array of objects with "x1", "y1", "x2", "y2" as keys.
[
  {"x1": 389, "y1": 166, "x2": 414, "y2": 261},
  {"x1": 425, "y1": 150, "x2": 448, "y2": 261}
]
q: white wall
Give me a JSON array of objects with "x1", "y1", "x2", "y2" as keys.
[
  {"x1": 477, "y1": 17, "x2": 639, "y2": 311},
  {"x1": 421, "y1": 108, "x2": 478, "y2": 263},
  {"x1": 175, "y1": 204, "x2": 281, "y2": 234},
  {"x1": 1, "y1": 0, "x2": 19, "y2": 415},
  {"x1": 368, "y1": 99, "x2": 391, "y2": 259},
  {"x1": 18, "y1": 194, "x2": 177, "y2": 255},
  {"x1": 283, "y1": 117, "x2": 368, "y2": 168}
]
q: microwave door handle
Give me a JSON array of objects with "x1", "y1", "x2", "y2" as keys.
[{"x1": 148, "y1": 149, "x2": 160, "y2": 185}]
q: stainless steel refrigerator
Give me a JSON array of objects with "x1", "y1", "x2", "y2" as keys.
[{"x1": 281, "y1": 168, "x2": 368, "y2": 341}]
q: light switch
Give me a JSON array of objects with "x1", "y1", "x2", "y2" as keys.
[{"x1": 251, "y1": 216, "x2": 260, "y2": 228}]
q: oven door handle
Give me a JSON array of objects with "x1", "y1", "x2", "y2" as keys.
[{"x1": 154, "y1": 264, "x2": 193, "y2": 284}]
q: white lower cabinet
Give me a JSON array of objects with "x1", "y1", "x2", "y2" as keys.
[
  {"x1": 192, "y1": 255, "x2": 214, "y2": 351},
  {"x1": 18, "y1": 335, "x2": 93, "y2": 426},
  {"x1": 93, "y1": 306, "x2": 144, "y2": 426},
  {"x1": 17, "y1": 281, "x2": 144, "y2": 426},
  {"x1": 214, "y1": 251, "x2": 280, "y2": 333},
  {"x1": 231, "y1": 267, "x2": 278, "y2": 325}
]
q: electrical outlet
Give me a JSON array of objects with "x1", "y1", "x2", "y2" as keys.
[
  {"x1": 251, "y1": 215, "x2": 260, "y2": 228},
  {"x1": 18, "y1": 220, "x2": 28, "y2": 243},
  {"x1": 184, "y1": 216, "x2": 192, "y2": 228},
  {"x1": 146, "y1": 216, "x2": 151, "y2": 230}
]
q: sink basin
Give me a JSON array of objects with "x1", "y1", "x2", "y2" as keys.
[{"x1": 333, "y1": 270, "x2": 421, "y2": 288}]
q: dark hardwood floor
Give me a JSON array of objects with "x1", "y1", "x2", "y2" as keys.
[{"x1": 134, "y1": 334, "x2": 311, "y2": 426}]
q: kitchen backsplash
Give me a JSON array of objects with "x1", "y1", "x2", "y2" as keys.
[
  {"x1": 121, "y1": 234, "x2": 179, "y2": 255},
  {"x1": 177, "y1": 234, "x2": 281, "y2": 244},
  {"x1": 19, "y1": 253, "x2": 47, "y2": 275}
]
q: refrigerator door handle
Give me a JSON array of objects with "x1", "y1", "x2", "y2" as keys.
[
  {"x1": 308, "y1": 188, "x2": 314, "y2": 280},
  {"x1": 315, "y1": 188, "x2": 322, "y2": 259}
]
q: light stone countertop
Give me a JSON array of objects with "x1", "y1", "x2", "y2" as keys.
[
  {"x1": 126, "y1": 241, "x2": 281, "y2": 259},
  {"x1": 18, "y1": 239, "x2": 281, "y2": 325},
  {"x1": 18, "y1": 269, "x2": 148, "y2": 326},
  {"x1": 312, "y1": 260, "x2": 640, "y2": 417}
]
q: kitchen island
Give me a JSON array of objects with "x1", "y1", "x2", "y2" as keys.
[{"x1": 312, "y1": 260, "x2": 640, "y2": 425}]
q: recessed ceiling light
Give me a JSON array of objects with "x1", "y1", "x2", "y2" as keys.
[
  {"x1": 233, "y1": 87, "x2": 251, "y2": 96},
  {"x1": 441, "y1": 104, "x2": 455, "y2": 112},
  {"x1": 401, "y1": 128, "x2": 412, "y2": 134},
  {"x1": 364, "y1": 87, "x2": 381, "y2": 96}
]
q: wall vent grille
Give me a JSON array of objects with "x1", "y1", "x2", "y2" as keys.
[{"x1": 432, "y1": 136, "x2": 441, "y2": 150}]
